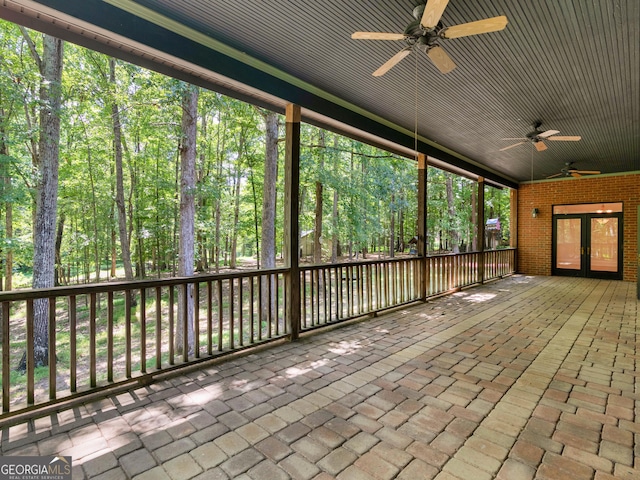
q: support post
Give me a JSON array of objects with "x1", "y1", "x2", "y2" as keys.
[
  {"x1": 417, "y1": 153, "x2": 428, "y2": 300},
  {"x1": 510, "y1": 188, "x2": 518, "y2": 272},
  {"x1": 284, "y1": 104, "x2": 301, "y2": 340},
  {"x1": 477, "y1": 177, "x2": 485, "y2": 282}
]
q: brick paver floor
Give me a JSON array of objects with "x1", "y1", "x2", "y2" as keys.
[{"x1": 1, "y1": 275, "x2": 638, "y2": 479}]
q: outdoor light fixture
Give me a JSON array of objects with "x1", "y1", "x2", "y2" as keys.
[{"x1": 532, "y1": 208, "x2": 539, "y2": 218}]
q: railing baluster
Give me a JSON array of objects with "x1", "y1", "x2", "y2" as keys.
[
  {"x1": 140, "y1": 288, "x2": 146, "y2": 373},
  {"x1": 217, "y1": 280, "x2": 223, "y2": 350},
  {"x1": 195, "y1": 282, "x2": 201, "y2": 356},
  {"x1": 358, "y1": 264, "x2": 364, "y2": 314},
  {"x1": 375, "y1": 263, "x2": 380, "y2": 307},
  {"x1": 257, "y1": 276, "x2": 263, "y2": 341},
  {"x1": 250, "y1": 276, "x2": 256, "y2": 343},
  {"x1": 125, "y1": 291, "x2": 132, "y2": 378},
  {"x1": 322, "y1": 268, "x2": 328, "y2": 324},
  {"x1": 26, "y1": 299, "x2": 34, "y2": 406},
  {"x1": 280, "y1": 274, "x2": 286, "y2": 334},
  {"x1": 267, "y1": 275, "x2": 272, "y2": 338},
  {"x1": 207, "y1": 281, "x2": 213, "y2": 353},
  {"x1": 238, "y1": 279, "x2": 243, "y2": 347},
  {"x1": 182, "y1": 284, "x2": 189, "y2": 362},
  {"x1": 90, "y1": 293, "x2": 97, "y2": 387},
  {"x1": 49, "y1": 297, "x2": 56, "y2": 400},
  {"x1": 106, "y1": 292, "x2": 113, "y2": 382},
  {"x1": 311, "y1": 270, "x2": 317, "y2": 326},
  {"x1": 169, "y1": 286, "x2": 175, "y2": 365},
  {"x1": 301, "y1": 271, "x2": 307, "y2": 328},
  {"x1": 155, "y1": 287, "x2": 162, "y2": 370},
  {"x1": 69, "y1": 295, "x2": 78, "y2": 393},
  {"x1": 2, "y1": 301, "x2": 10, "y2": 412}
]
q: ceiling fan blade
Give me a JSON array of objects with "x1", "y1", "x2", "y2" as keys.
[
  {"x1": 547, "y1": 135, "x2": 582, "y2": 141},
  {"x1": 534, "y1": 141, "x2": 547, "y2": 152},
  {"x1": 441, "y1": 16, "x2": 508, "y2": 39},
  {"x1": 573, "y1": 170, "x2": 601, "y2": 175},
  {"x1": 427, "y1": 45, "x2": 456, "y2": 73},
  {"x1": 546, "y1": 173, "x2": 564, "y2": 179},
  {"x1": 570, "y1": 172, "x2": 582, "y2": 178},
  {"x1": 538, "y1": 129, "x2": 560, "y2": 138},
  {"x1": 352, "y1": 32, "x2": 407, "y2": 40},
  {"x1": 421, "y1": 0, "x2": 450, "y2": 29},
  {"x1": 373, "y1": 47, "x2": 412, "y2": 76},
  {"x1": 499, "y1": 141, "x2": 526, "y2": 152}
]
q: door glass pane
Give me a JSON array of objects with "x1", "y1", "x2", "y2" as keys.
[
  {"x1": 556, "y1": 218, "x2": 582, "y2": 270},
  {"x1": 554, "y1": 203, "x2": 623, "y2": 215},
  {"x1": 590, "y1": 218, "x2": 618, "y2": 272}
]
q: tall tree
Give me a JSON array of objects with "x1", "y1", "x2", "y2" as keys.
[
  {"x1": 261, "y1": 111, "x2": 278, "y2": 320},
  {"x1": 446, "y1": 174, "x2": 460, "y2": 253},
  {"x1": 313, "y1": 130, "x2": 325, "y2": 263},
  {"x1": 22, "y1": 32, "x2": 64, "y2": 367},
  {"x1": 176, "y1": 83, "x2": 199, "y2": 355},
  {"x1": 110, "y1": 58, "x2": 135, "y2": 283}
]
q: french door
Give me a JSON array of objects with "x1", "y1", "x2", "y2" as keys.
[{"x1": 553, "y1": 212, "x2": 623, "y2": 279}]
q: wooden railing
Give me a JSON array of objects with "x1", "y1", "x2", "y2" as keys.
[
  {"x1": 300, "y1": 256, "x2": 422, "y2": 330},
  {"x1": 0, "y1": 249, "x2": 515, "y2": 421},
  {"x1": 426, "y1": 248, "x2": 515, "y2": 295},
  {"x1": 0, "y1": 269, "x2": 287, "y2": 421}
]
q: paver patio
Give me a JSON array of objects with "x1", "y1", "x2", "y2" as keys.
[{"x1": 1, "y1": 275, "x2": 638, "y2": 479}]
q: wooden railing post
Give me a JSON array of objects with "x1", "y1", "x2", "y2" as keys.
[
  {"x1": 284, "y1": 104, "x2": 301, "y2": 340},
  {"x1": 477, "y1": 177, "x2": 485, "y2": 282},
  {"x1": 417, "y1": 153, "x2": 428, "y2": 300}
]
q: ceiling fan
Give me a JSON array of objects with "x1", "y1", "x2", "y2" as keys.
[
  {"x1": 500, "y1": 121, "x2": 582, "y2": 152},
  {"x1": 547, "y1": 162, "x2": 601, "y2": 179},
  {"x1": 351, "y1": 0, "x2": 508, "y2": 76}
]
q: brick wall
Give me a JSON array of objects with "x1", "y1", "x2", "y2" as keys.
[{"x1": 517, "y1": 173, "x2": 639, "y2": 282}]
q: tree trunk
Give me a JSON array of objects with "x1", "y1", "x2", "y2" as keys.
[
  {"x1": 398, "y1": 205, "x2": 405, "y2": 253},
  {"x1": 229, "y1": 129, "x2": 245, "y2": 268},
  {"x1": 54, "y1": 213, "x2": 65, "y2": 286},
  {"x1": 261, "y1": 111, "x2": 278, "y2": 321},
  {"x1": 175, "y1": 84, "x2": 199, "y2": 356},
  {"x1": 313, "y1": 130, "x2": 325, "y2": 264},
  {"x1": 0, "y1": 116, "x2": 13, "y2": 291},
  {"x1": 331, "y1": 138, "x2": 339, "y2": 263},
  {"x1": 196, "y1": 110, "x2": 209, "y2": 272},
  {"x1": 29, "y1": 34, "x2": 64, "y2": 368},
  {"x1": 389, "y1": 193, "x2": 395, "y2": 258},
  {"x1": 110, "y1": 58, "x2": 135, "y2": 282},
  {"x1": 471, "y1": 188, "x2": 477, "y2": 251},
  {"x1": 446, "y1": 175, "x2": 460, "y2": 253}
]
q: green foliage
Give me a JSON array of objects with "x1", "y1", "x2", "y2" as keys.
[{"x1": 0, "y1": 19, "x2": 511, "y2": 285}]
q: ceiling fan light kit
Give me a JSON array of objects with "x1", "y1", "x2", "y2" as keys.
[
  {"x1": 500, "y1": 121, "x2": 582, "y2": 152},
  {"x1": 352, "y1": 0, "x2": 508, "y2": 76},
  {"x1": 546, "y1": 162, "x2": 601, "y2": 179}
]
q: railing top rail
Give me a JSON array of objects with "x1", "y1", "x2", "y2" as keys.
[
  {"x1": 0, "y1": 267, "x2": 288, "y2": 302},
  {"x1": 300, "y1": 255, "x2": 421, "y2": 271},
  {"x1": 426, "y1": 247, "x2": 516, "y2": 258}
]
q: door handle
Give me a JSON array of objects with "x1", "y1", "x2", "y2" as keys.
[{"x1": 581, "y1": 247, "x2": 584, "y2": 255}]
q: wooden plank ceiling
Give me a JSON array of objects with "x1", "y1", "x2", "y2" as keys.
[{"x1": 2, "y1": 0, "x2": 639, "y2": 184}]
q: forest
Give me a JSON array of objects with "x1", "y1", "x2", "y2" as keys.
[{"x1": 0, "y1": 19, "x2": 511, "y2": 293}]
